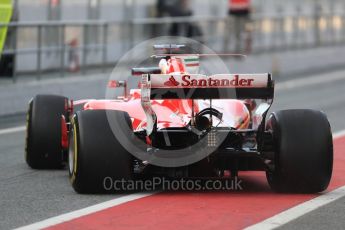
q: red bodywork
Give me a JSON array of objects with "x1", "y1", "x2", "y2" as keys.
[
  {"x1": 77, "y1": 95, "x2": 250, "y2": 131},
  {"x1": 73, "y1": 57, "x2": 251, "y2": 131}
]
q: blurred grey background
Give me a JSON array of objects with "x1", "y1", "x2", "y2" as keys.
[{"x1": 1, "y1": 0, "x2": 344, "y2": 78}]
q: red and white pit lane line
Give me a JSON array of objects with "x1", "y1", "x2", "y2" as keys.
[{"x1": 10, "y1": 130, "x2": 345, "y2": 230}]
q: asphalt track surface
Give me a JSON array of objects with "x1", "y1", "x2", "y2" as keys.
[{"x1": 1, "y1": 70, "x2": 345, "y2": 229}]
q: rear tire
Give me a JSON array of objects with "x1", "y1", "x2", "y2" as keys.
[
  {"x1": 69, "y1": 110, "x2": 134, "y2": 194},
  {"x1": 25, "y1": 95, "x2": 68, "y2": 169},
  {"x1": 266, "y1": 109, "x2": 333, "y2": 193}
]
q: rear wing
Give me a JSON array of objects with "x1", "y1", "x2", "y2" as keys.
[
  {"x1": 140, "y1": 73, "x2": 274, "y2": 135},
  {"x1": 144, "y1": 73, "x2": 274, "y2": 100}
]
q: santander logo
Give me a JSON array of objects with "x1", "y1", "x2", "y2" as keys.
[
  {"x1": 162, "y1": 75, "x2": 255, "y2": 88},
  {"x1": 164, "y1": 76, "x2": 180, "y2": 86}
]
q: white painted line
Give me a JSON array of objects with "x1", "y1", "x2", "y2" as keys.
[
  {"x1": 13, "y1": 192, "x2": 156, "y2": 230},
  {"x1": 333, "y1": 129, "x2": 345, "y2": 139},
  {"x1": 276, "y1": 70, "x2": 345, "y2": 91},
  {"x1": 0, "y1": 126, "x2": 25, "y2": 135},
  {"x1": 245, "y1": 130, "x2": 345, "y2": 230},
  {"x1": 245, "y1": 186, "x2": 345, "y2": 230}
]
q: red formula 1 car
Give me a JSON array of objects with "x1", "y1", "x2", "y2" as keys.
[{"x1": 25, "y1": 45, "x2": 333, "y2": 194}]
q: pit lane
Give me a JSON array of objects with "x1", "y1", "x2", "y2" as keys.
[{"x1": 1, "y1": 69, "x2": 345, "y2": 229}]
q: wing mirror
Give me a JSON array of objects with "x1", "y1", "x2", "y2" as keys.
[{"x1": 108, "y1": 80, "x2": 128, "y2": 100}]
